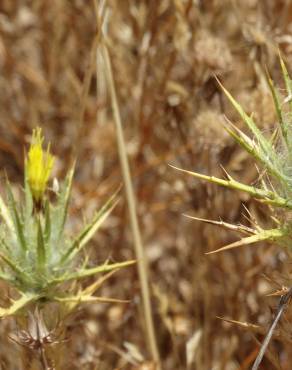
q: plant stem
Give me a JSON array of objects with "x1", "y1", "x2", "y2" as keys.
[
  {"x1": 100, "y1": 39, "x2": 161, "y2": 368},
  {"x1": 39, "y1": 347, "x2": 53, "y2": 370}
]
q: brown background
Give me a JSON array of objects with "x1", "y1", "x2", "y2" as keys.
[{"x1": 0, "y1": 1, "x2": 292, "y2": 369}]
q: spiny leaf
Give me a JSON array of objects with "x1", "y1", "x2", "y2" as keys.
[
  {"x1": 0, "y1": 247, "x2": 25, "y2": 277},
  {"x1": 205, "y1": 228, "x2": 285, "y2": 255},
  {"x1": 223, "y1": 119, "x2": 270, "y2": 169},
  {"x1": 82, "y1": 269, "x2": 119, "y2": 295},
  {"x1": 223, "y1": 120, "x2": 285, "y2": 184},
  {"x1": 279, "y1": 52, "x2": 292, "y2": 112},
  {"x1": 59, "y1": 270, "x2": 120, "y2": 312},
  {"x1": 6, "y1": 182, "x2": 27, "y2": 252},
  {"x1": 61, "y1": 190, "x2": 119, "y2": 263},
  {"x1": 53, "y1": 295, "x2": 128, "y2": 304},
  {"x1": 37, "y1": 217, "x2": 46, "y2": 270},
  {"x1": 266, "y1": 73, "x2": 287, "y2": 145},
  {"x1": 43, "y1": 200, "x2": 51, "y2": 246},
  {"x1": 216, "y1": 77, "x2": 275, "y2": 156},
  {"x1": 0, "y1": 195, "x2": 14, "y2": 233},
  {"x1": 50, "y1": 260, "x2": 136, "y2": 284},
  {"x1": 0, "y1": 293, "x2": 38, "y2": 318},
  {"x1": 24, "y1": 162, "x2": 33, "y2": 224},
  {"x1": 216, "y1": 77, "x2": 286, "y2": 182},
  {"x1": 53, "y1": 165, "x2": 75, "y2": 240},
  {"x1": 0, "y1": 239, "x2": 32, "y2": 286},
  {"x1": 170, "y1": 165, "x2": 292, "y2": 209},
  {"x1": 183, "y1": 214, "x2": 255, "y2": 235}
]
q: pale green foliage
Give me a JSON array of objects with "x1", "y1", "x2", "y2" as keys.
[
  {"x1": 173, "y1": 56, "x2": 292, "y2": 254},
  {"x1": 0, "y1": 145, "x2": 134, "y2": 317}
]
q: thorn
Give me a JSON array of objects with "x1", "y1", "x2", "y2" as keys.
[
  {"x1": 242, "y1": 204, "x2": 261, "y2": 229},
  {"x1": 205, "y1": 234, "x2": 264, "y2": 255},
  {"x1": 216, "y1": 316, "x2": 261, "y2": 331},
  {"x1": 183, "y1": 214, "x2": 254, "y2": 235},
  {"x1": 266, "y1": 287, "x2": 290, "y2": 297},
  {"x1": 219, "y1": 164, "x2": 233, "y2": 181}
]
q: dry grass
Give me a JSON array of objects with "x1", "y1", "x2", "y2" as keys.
[{"x1": 1, "y1": 0, "x2": 292, "y2": 369}]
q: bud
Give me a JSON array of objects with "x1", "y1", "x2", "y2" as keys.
[{"x1": 26, "y1": 128, "x2": 54, "y2": 203}]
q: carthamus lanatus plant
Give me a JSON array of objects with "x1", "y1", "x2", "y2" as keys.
[
  {"x1": 172, "y1": 56, "x2": 292, "y2": 369},
  {"x1": 0, "y1": 127, "x2": 134, "y2": 317}
]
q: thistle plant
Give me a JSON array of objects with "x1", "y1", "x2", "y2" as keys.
[
  {"x1": 172, "y1": 56, "x2": 292, "y2": 255},
  {"x1": 0, "y1": 127, "x2": 134, "y2": 318},
  {"x1": 172, "y1": 56, "x2": 292, "y2": 369}
]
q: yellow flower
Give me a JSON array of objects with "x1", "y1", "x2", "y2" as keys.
[{"x1": 26, "y1": 128, "x2": 54, "y2": 202}]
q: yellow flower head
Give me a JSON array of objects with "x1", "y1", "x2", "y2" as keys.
[{"x1": 26, "y1": 128, "x2": 54, "y2": 202}]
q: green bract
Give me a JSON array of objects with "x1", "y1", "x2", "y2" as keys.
[
  {"x1": 172, "y1": 55, "x2": 292, "y2": 254},
  {"x1": 0, "y1": 129, "x2": 134, "y2": 317}
]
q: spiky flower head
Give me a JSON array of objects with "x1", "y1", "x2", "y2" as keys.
[
  {"x1": 0, "y1": 128, "x2": 134, "y2": 318},
  {"x1": 26, "y1": 128, "x2": 54, "y2": 203}
]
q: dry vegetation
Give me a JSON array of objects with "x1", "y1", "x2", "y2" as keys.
[{"x1": 0, "y1": 0, "x2": 292, "y2": 369}]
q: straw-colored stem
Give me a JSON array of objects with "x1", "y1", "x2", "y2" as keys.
[
  {"x1": 39, "y1": 347, "x2": 52, "y2": 370},
  {"x1": 101, "y1": 42, "x2": 161, "y2": 367}
]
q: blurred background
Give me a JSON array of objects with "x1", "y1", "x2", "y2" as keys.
[{"x1": 0, "y1": 0, "x2": 292, "y2": 369}]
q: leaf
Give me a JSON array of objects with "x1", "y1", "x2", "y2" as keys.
[
  {"x1": 0, "y1": 240, "x2": 31, "y2": 287},
  {"x1": 43, "y1": 200, "x2": 51, "y2": 246},
  {"x1": 53, "y1": 295, "x2": 128, "y2": 304},
  {"x1": 6, "y1": 183, "x2": 27, "y2": 252},
  {"x1": 205, "y1": 228, "x2": 285, "y2": 254},
  {"x1": 0, "y1": 293, "x2": 38, "y2": 318},
  {"x1": 279, "y1": 52, "x2": 292, "y2": 112},
  {"x1": 37, "y1": 217, "x2": 46, "y2": 270},
  {"x1": 183, "y1": 214, "x2": 255, "y2": 235},
  {"x1": 23, "y1": 161, "x2": 33, "y2": 225},
  {"x1": 53, "y1": 165, "x2": 75, "y2": 240},
  {"x1": 266, "y1": 72, "x2": 287, "y2": 145},
  {"x1": 57, "y1": 270, "x2": 120, "y2": 312},
  {"x1": 0, "y1": 195, "x2": 14, "y2": 233},
  {"x1": 82, "y1": 269, "x2": 120, "y2": 295},
  {"x1": 224, "y1": 121, "x2": 258, "y2": 154},
  {"x1": 61, "y1": 190, "x2": 119, "y2": 263},
  {"x1": 223, "y1": 120, "x2": 276, "y2": 172},
  {"x1": 216, "y1": 77, "x2": 285, "y2": 182},
  {"x1": 216, "y1": 78, "x2": 273, "y2": 152},
  {"x1": 170, "y1": 165, "x2": 292, "y2": 209},
  {"x1": 50, "y1": 260, "x2": 136, "y2": 284},
  {"x1": 0, "y1": 248, "x2": 24, "y2": 276}
]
